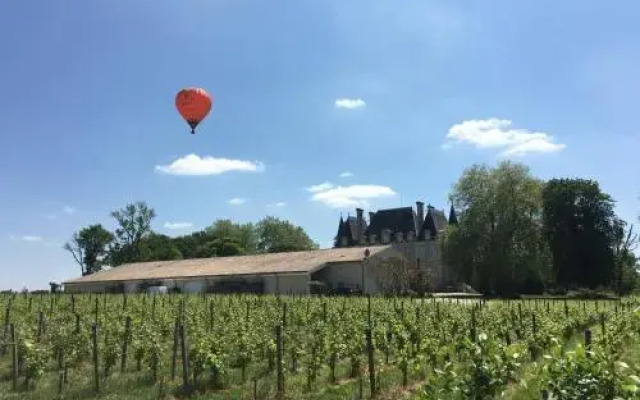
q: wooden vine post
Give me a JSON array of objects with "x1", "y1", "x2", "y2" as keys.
[
  {"x1": 11, "y1": 324, "x2": 18, "y2": 390},
  {"x1": 57, "y1": 348, "x2": 65, "y2": 395},
  {"x1": 366, "y1": 323, "x2": 376, "y2": 396},
  {"x1": 585, "y1": 329, "x2": 592, "y2": 355},
  {"x1": 121, "y1": 316, "x2": 132, "y2": 372},
  {"x1": 171, "y1": 319, "x2": 179, "y2": 380},
  {"x1": 600, "y1": 313, "x2": 606, "y2": 343},
  {"x1": 180, "y1": 323, "x2": 190, "y2": 392},
  {"x1": 276, "y1": 324, "x2": 285, "y2": 399},
  {"x1": 92, "y1": 323, "x2": 100, "y2": 392},
  {"x1": 1, "y1": 300, "x2": 11, "y2": 356},
  {"x1": 37, "y1": 311, "x2": 45, "y2": 341}
]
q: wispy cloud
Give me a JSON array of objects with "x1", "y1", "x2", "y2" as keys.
[
  {"x1": 164, "y1": 222, "x2": 194, "y2": 230},
  {"x1": 334, "y1": 98, "x2": 366, "y2": 109},
  {"x1": 268, "y1": 202, "x2": 287, "y2": 207},
  {"x1": 228, "y1": 197, "x2": 247, "y2": 205},
  {"x1": 10, "y1": 235, "x2": 44, "y2": 242},
  {"x1": 306, "y1": 182, "x2": 335, "y2": 193},
  {"x1": 46, "y1": 205, "x2": 76, "y2": 220},
  {"x1": 155, "y1": 154, "x2": 265, "y2": 176},
  {"x1": 339, "y1": 171, "x2": 354, "y2": 178},
  {"x1": 9, "y1": 235, "x2": 61, "y2": 247},
  {"x1": 443, "y1": 118, "x2": 566, "y2": 156},
  {"x1": 307, "y1": 182, "x2": 396, "y2": 209}
]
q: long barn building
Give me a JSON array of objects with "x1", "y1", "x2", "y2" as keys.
[
  {"x1": 63, "y1": 199, "x2": 457, "y2": 295},
  {"x1": 63, "y1": 245, "x2": 408, "y2": 295}
]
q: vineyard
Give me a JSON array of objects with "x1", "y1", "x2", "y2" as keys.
[{"x1": 1, "y1": 294, "x2": 639, "y2": 399}]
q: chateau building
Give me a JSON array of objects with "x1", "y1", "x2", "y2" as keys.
[{"x1": 334, "y1": 201, "x2": 458, "y2": 289}]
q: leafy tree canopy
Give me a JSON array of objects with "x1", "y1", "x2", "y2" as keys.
[
  {"x1": 443, "y1": 161, "x2": 551, "y2": 295},
  {"x1": 256, "y1": 216, "x2": 319, "y2": 253},
  {"x1": 542, "y1": 178, "x2": 618, "y2": 289},
  {"x1": 63, "y1": 224, "x2": 114, "y2": 276}
]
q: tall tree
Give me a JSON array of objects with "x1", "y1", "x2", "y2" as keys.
[
  {"x1": 63, "y1": 224, "x2": 114, "y2": 275},
  {"x1": 205, "y1": 219, "x2": 258, "y2": 253},
  {"x1": 443, "y1": 161, "x2": 551, "y2": 295},
  {"x1": 612, "y1": 219, "x2": 639, "y2": 294},
  {"x1": 138, "y1": 233, "x2": 183, "y2": 261},
  {"x1": 256, "y1": 216, "x2": 319, "y2": 253},
  {"x1": 109, "y1": 201, "x2": 156, "y2": 266},
  {"x1": 542, "y1": 179, "x2": 618, "y2": 289}
]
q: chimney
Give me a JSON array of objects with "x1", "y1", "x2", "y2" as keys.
[
  {"x1": 369, "y1": 211, "x2": 375, "y2": 224},
  {"x1": 416, "y1": 201, "x2": 424, "y2": 225},
  {"x1": 416, "y1": 201, "x2": 425, "y2": 229},
  {"x1": 356, "y1": 208, "x2": 364, "y2": 244}
]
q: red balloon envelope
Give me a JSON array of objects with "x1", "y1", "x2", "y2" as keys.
[{"x1": 175, "y1": 88, "x2": 213, "y2": 134}]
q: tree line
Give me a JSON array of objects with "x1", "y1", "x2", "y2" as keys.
[
  {"x1": 442, "y1": 160, "x2": 639, "y2": 296},
  {"x1": 64, "y1": 160, "x2": 638, "y2": 297},
  {"x1": 63, "y1": 202, "x2": 318, "y2": 276}
]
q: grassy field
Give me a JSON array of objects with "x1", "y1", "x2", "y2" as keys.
[{"x1": 0, "y1": 294, "x2": 638, "y2": 399}]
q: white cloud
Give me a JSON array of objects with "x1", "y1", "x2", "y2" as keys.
[
  {"x1": 22, "y1": 236, "x2": 43, "y2": 242},
  {"x1": 339, "y1": 171, "x2": 354, "y2": 178},
  {"x1": 9, "y1": 235, "x2": 56, "y2": 245},
  {"x1": 63, "y1": 206, "x2": 75, "y2": 215},
  {"x1": 308, "y1": 183, "x2": 396, "y2": 209},
  {"x1": 164, "y1": 222, "x2": 194, "y2": 230},
  {"x1": 306, "y1": 182, "x2": 335, "y2": 193},
  {"x1": 155, "y1": 154, "x2": 265, "y2": 176},
  {"x1": 228, "y1": 197, "x2": 247, "y2": 205},
  {"x1": 334, "y1": 98, "x2": 366, "y2": 109},
  {"x1": 268, "y1": 202, "x2": 287, "y2": 207},
  {"x1": 45, "y1": 214, "x2": 57, "y2": 221},
  {"x1": 443, "y1": 118, "x2": 566, "y2": 156}
]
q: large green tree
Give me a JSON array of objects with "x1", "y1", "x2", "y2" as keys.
[
  {"x1": 256, "y1": 216, "x2": 319, "y2": 253},
  {"x1": 63, "y1": 224, "x2": 114, "y2": 275},
  {"x1": 612, "y1": 219, "x2": 638, "y2": 294},
  {"x1": 109, "y1": 201, "x2": 156, "y2": 266},
  {"x1": 205, "y1": 219, "x2": 258, "y2": 254},
  {"x1": 542, "y1": 179, "x2": 618, "y2": 289},
  {"x1": 443, "y1": 161, "x2": 551, "y2": 295},
  {"x1": 138, "y1": 233, "x2": 183, "y2": 262}
]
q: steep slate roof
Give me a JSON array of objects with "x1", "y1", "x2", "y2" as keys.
[
  {"x1": 335, "y1": 215, "x2": 368, "y2": 245},
  {"x1": 420, "y1": 206, "x2": 448, "y2": 239},
  {"x1": 345, "y1": 216, "x2": 367, "y2": 240},
  {"x1": 335, "y1": 217, "x2": 347, "y2": 240},
  {"x1": 448, "y1": 205, "x2": 459, "y2": 225},
  {"x1": 64, "y1": 245, "x2": 395, "y2": 285},
  {"x1": 365, "y1": 207, "x2": 417, "y2": 237}
]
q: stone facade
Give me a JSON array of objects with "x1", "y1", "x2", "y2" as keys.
[{"x1": 334, "y1": 201, "x2": 458, "y2": 289}]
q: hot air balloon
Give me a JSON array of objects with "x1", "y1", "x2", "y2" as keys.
[{"x1": 175, "y1": 87, "x2": 213, "y2": 134}]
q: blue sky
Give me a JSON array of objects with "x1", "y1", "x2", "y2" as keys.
[{"x1": 1, "y1": 0, "x2": 638, "y2": 290}]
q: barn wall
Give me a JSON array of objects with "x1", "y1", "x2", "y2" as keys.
[
  {"x1": 124, "y1": 282, "x2": 138, "y2": 293},
  {"x1": 263, "y1": 275, "x2": 277, "y2": 293},
  {"x1": 274, "y1": 274, "x2": 309, "y2": 294},
  {"x1": 313, "y1": 262, "x2": 381, "y2": 294},
  {"x1": 64, "y1": 283, "x2": 115, "y2": 293}
]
